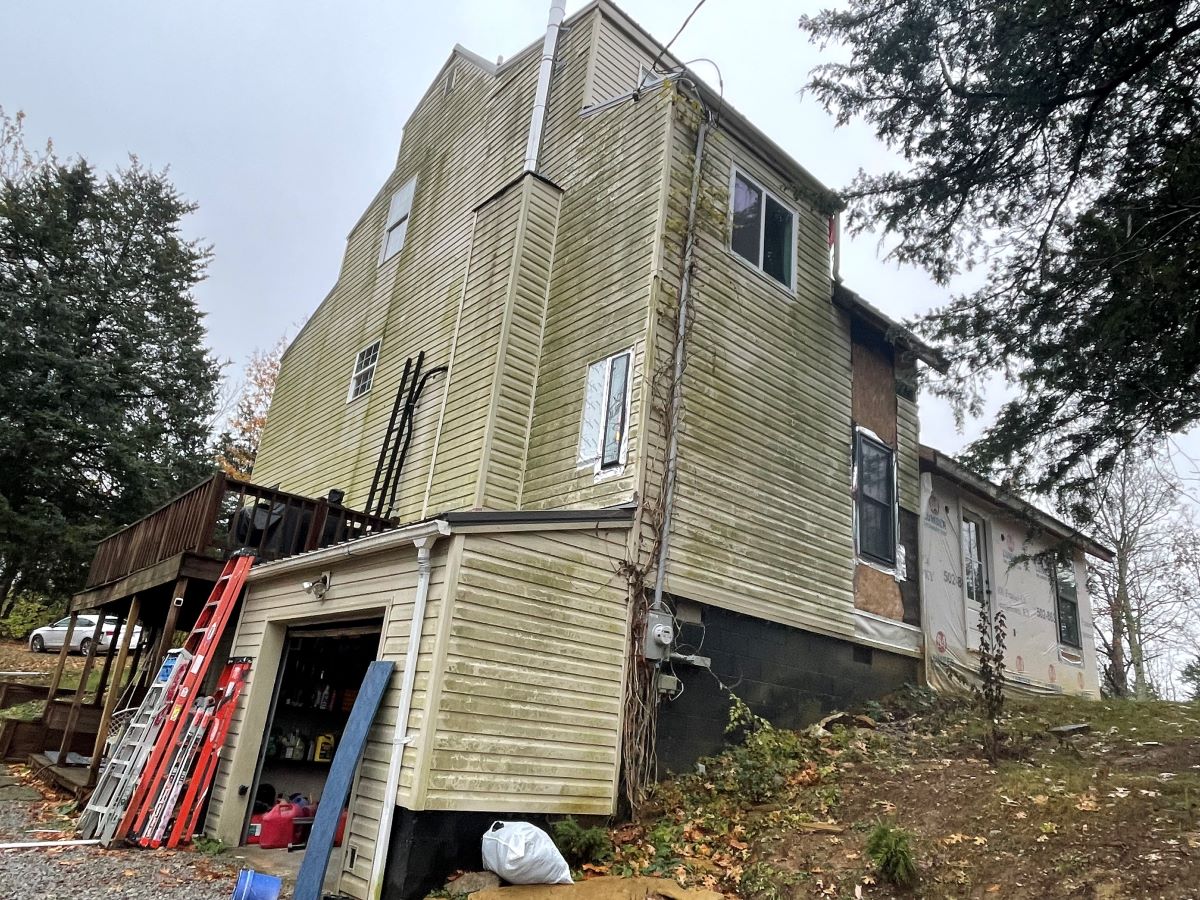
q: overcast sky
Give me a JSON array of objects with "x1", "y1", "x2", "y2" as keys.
[{"x1": 3, "y1": 0, "x2": 986, "y2": 451}]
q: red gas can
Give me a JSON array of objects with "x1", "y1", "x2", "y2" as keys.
[{"x1": 258, "y1": 801, "x2": 298, "y2": 850}]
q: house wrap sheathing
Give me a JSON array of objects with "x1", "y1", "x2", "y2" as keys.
[{"x1": 919, "y1": 447, "x2": 1110, "y2": 698}]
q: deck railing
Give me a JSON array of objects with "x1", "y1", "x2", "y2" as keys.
[{"x1": 84, "y1": 473, "x2": 393, "y2": 588}]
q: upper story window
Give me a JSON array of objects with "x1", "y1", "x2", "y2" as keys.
[
  {"x1": 347, "y1": 340, "x2": 381, "y2": 402},
  {"x1": 578, "y1": 350, "x2": 633, "y2": 473},
  {"x1": 730, "y1": 169, "x2": 796, "y2": 290},
  {"x1": 379, "y1": 176, "x2": 417, "y2": 264},
  {"x1": 1054, "y1": 558, "x2": 1081, "y2": 647},
  {"x1": 854, "y1": 431, "x2": 896, "y2": 565}
]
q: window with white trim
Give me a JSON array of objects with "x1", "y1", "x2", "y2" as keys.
[
  {"x1": 379, "y1": 176, "x2": 416, "y2": 264},
  {"x1": 730, "y1": 169, "x2": 796, "y2": 289},
  {"x1": 1054, "y1": 557, "x2": 1081, "y2": 648},
  {"x1": 347, "y1": 340, "x2": 381, "y2": 401},
  {"x1": 854, "y1": 432, "x2": 897, "y2": 565},
  {"x1": 578, "y1": 350, "x2": 633, "y2": 472}
]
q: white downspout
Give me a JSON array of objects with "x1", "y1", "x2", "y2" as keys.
[
  {"x1": 368, "y1": 527, "x2": 447, "y2": 900},
  {"x1": 522, "y1": 0, "x2": 566, "y2": 173}
]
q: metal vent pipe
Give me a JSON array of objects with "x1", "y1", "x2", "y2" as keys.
[{"x1": 523, "y1": 0, "x2": 566, "y2": 173}]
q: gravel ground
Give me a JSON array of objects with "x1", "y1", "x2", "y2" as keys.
[{"x1": 0, "y1": 765, "x2": 243, "y2": 900}]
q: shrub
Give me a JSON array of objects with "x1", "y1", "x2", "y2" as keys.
[
  {"x1": 866, "y1": 822, "x2": 917, "y2": 888},
  {"x1": 0, "y1": 594, "x2": 57, "y2": 640},
  {"x1": 551, "y1": 816, "x2": 611, "y2": 867},
  {"x1": 718, "y1": 696, "x2": 809, "y2": 803}
]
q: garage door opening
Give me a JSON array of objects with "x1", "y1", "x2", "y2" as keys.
[{"x1": 241, "y1": 619, "x2": 383, "y2": 864}]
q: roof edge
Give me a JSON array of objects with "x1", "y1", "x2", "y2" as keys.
[
  {"x1": 919, "y1": 445, "x2": 1114, "y2": 562},
  {"x1": 834, "y1": 283, "x2": 948, "y2": 372}
]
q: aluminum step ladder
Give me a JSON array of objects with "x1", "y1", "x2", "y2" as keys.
[
  {"x1": 78, "y1": 648, "x2": 192, "y2": 842},
  {"x1": 137, "y1": 695, "x2": 214, "y2": 847}
]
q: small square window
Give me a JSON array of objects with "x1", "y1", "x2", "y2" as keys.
[
  {"x1": 578, "y1": 350, "x2": 633, "y2": 473},
  {"x1": 637, "y1": 65, "x2": 666, "y2": 90},
  {"x1": 379, "y1": 176, "x2": 417, "y2": 264},
  {"x1": 348, "y1": 340, "x2": 381, "y2": 401},
  {"x1": 855, "y1": 432, "x2": 896, "y2": 565},
  {"x1": 730, "y1": 169, "x2": 796, "y2": 289}
]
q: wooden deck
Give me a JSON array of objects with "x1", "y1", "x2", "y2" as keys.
[{"x1": 28, "y1": 752, "x2": 92, "y2": 799}]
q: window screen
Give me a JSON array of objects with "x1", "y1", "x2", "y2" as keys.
[{"x1": 856, "y1": 434, "x2": 896, "y2": 564}]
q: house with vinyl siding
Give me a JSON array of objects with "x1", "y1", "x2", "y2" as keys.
[{"x1": 193, "y1": 2, "x2": 991, "y2": 896}]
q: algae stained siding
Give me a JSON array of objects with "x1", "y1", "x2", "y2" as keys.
[
  {"x1": 419, "y1": 527, "x2": 628, "y2": 814},
  {"x1": 521, "y1": 23, "x2": 672, "y2": 511},
  {"x1": 658, "y1": 101, "x2": 857, "y2": 640},
  {"x1": 249, "y1": 46, "x2": 542, "y2": 516},
  {"x1": 206, "y1": 542, "x2": 448, "y2": 900}
]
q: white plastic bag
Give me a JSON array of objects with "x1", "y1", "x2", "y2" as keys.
[{"x1": 481, "y1": 820, "x2": 573, "y2": 885}]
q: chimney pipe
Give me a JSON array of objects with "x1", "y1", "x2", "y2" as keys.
[{"x1": 523, "y1": 0, "x2": 566, "y2": 173}]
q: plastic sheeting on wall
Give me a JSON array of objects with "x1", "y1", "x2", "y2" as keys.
[{"x1": 919, "y1": 473, "x2": 1100, "y2": 698}]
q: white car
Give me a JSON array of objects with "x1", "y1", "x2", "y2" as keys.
[{"x1": 28, "y1": 615, "x2": 143, "y2": 655}]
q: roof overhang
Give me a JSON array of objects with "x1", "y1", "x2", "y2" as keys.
[
  {"x1": 919, "y1": 445, "x2": 1114, "y2": 562},
  {"x1": 244, "y1": 506, "x2": 636, "y2": 582},
  {"x1": 834, "y1": 283, "x2": 949, "y2": 372}
]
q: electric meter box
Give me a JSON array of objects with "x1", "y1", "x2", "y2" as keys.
[{"x1": 642, "y1": 608, "x2": 675, "y2": 661}]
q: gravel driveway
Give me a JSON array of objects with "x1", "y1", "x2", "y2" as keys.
[{"x1": 0, "y1": 765, "x2": 242, "y2": 900}]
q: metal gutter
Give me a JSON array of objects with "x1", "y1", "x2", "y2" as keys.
[
  {"x1": 242, "y1": 519, "x2": 451, "y2": 582},
  {"x1": 919, "y1": 445, "x2": 1114, "y2": 561},
  {"x1": 440, "y1": 507, "x2": 635, "y2": 527}
]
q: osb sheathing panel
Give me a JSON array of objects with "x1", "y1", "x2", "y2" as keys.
[
  {"x1": 851, "y1": 331, "x2": 897, "y2": 446},
  {"x1": 854, "y1": 561, "x2": 903, "y2": 619}
]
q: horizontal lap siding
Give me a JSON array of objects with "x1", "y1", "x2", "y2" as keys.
[
  {"x1": 521, "y1": 20, "x2": 670, "y2": 510},
  {"x1": 250, "y1": 47, "x2": 541, "y2": 515},
  {"x1": 662, "y1": 105, "x2": 856, "y2": 638},
  {"x1": 897, "y1": 395, "x2": 920, "y2": 512},
  {"x1": 207, "y1": 544, "x2": 448, "y2": 900},
  {"x1": 589, "y1": 16, "x2": 655, "y2": 103},
  {"x1": 487, "y1": 179, "x2": 561, "y2": 508},
  {"x1": 426, "y1": 186, "x2": 524, "y2": 513},
  {"x1": 424, "y1": 528, "x2": 628, "y2": 814}
]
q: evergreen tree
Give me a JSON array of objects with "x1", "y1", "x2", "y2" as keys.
[
  {"x1": 801, "y1": 0, "x2": 1200, "y2": 498},
  {"x1": 0, "y1": 123, "x2": 219, "y2": 612}
]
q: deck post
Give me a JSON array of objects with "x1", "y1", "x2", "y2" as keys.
[
  {"x1": 56, "y1": 615, "x2": 107, "y2": 762},
  {"x1": 87, "y1": 596, "x2": 141, "y2": 786},
  {"x1": 153, "y1": 577, "x2": 188, "y2": 671},
  {"x1": 43, "y1": 612, "x2": 79, "y2": 707},
  {"x1": 90, "y1": 612, "x2": 121, "y2": 708}
]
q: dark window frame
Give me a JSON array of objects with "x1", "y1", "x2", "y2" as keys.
[
  {"x1": 729, "y1": 167, "x2": 797, "y2": 292},
  {"x1": 854, "y1": 431, "x2": 897, "y2": 566},
  {"x1": 1054, "y1": 557, "x2": 1082, "y2": 648}
]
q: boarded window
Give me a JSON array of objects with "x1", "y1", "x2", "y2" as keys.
[
  {"x1": 856, "y1": 433, "x2": 896, "y2": 565},
  {"x1": 578, "y1": 350, "x2": 633, "y2": 471},
  {"x1": 1055, "y1": 558, "x2": 1081, "y2": 647},
  {"x1": 379, "y1": 176, "x2": 417, "y2": 264},
  {"x1": 348, "y1": 340, "x2": 381, "y2": 401},
  {"x1": 730, "y1": 169, "x2": 795, "y2": 289}
]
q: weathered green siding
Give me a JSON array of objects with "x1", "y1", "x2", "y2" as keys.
[
  {"x1": 656, "y1": 101, "x2": 857, "y2": 639},
  {"x1": 207, "y1": 540, "x2": 449, "y2": 900},
  {"x1": 419, "y1": 527, "x2": 628, "y2": 814}
]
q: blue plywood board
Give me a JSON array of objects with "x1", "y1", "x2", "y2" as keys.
[{"x1": 294, "y1": 660, "x2": 395, "y2": 900}]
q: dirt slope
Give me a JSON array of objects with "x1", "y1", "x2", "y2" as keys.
[{"x1": 591, "y1": 691, "x2": 1200, "y2": 899}]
